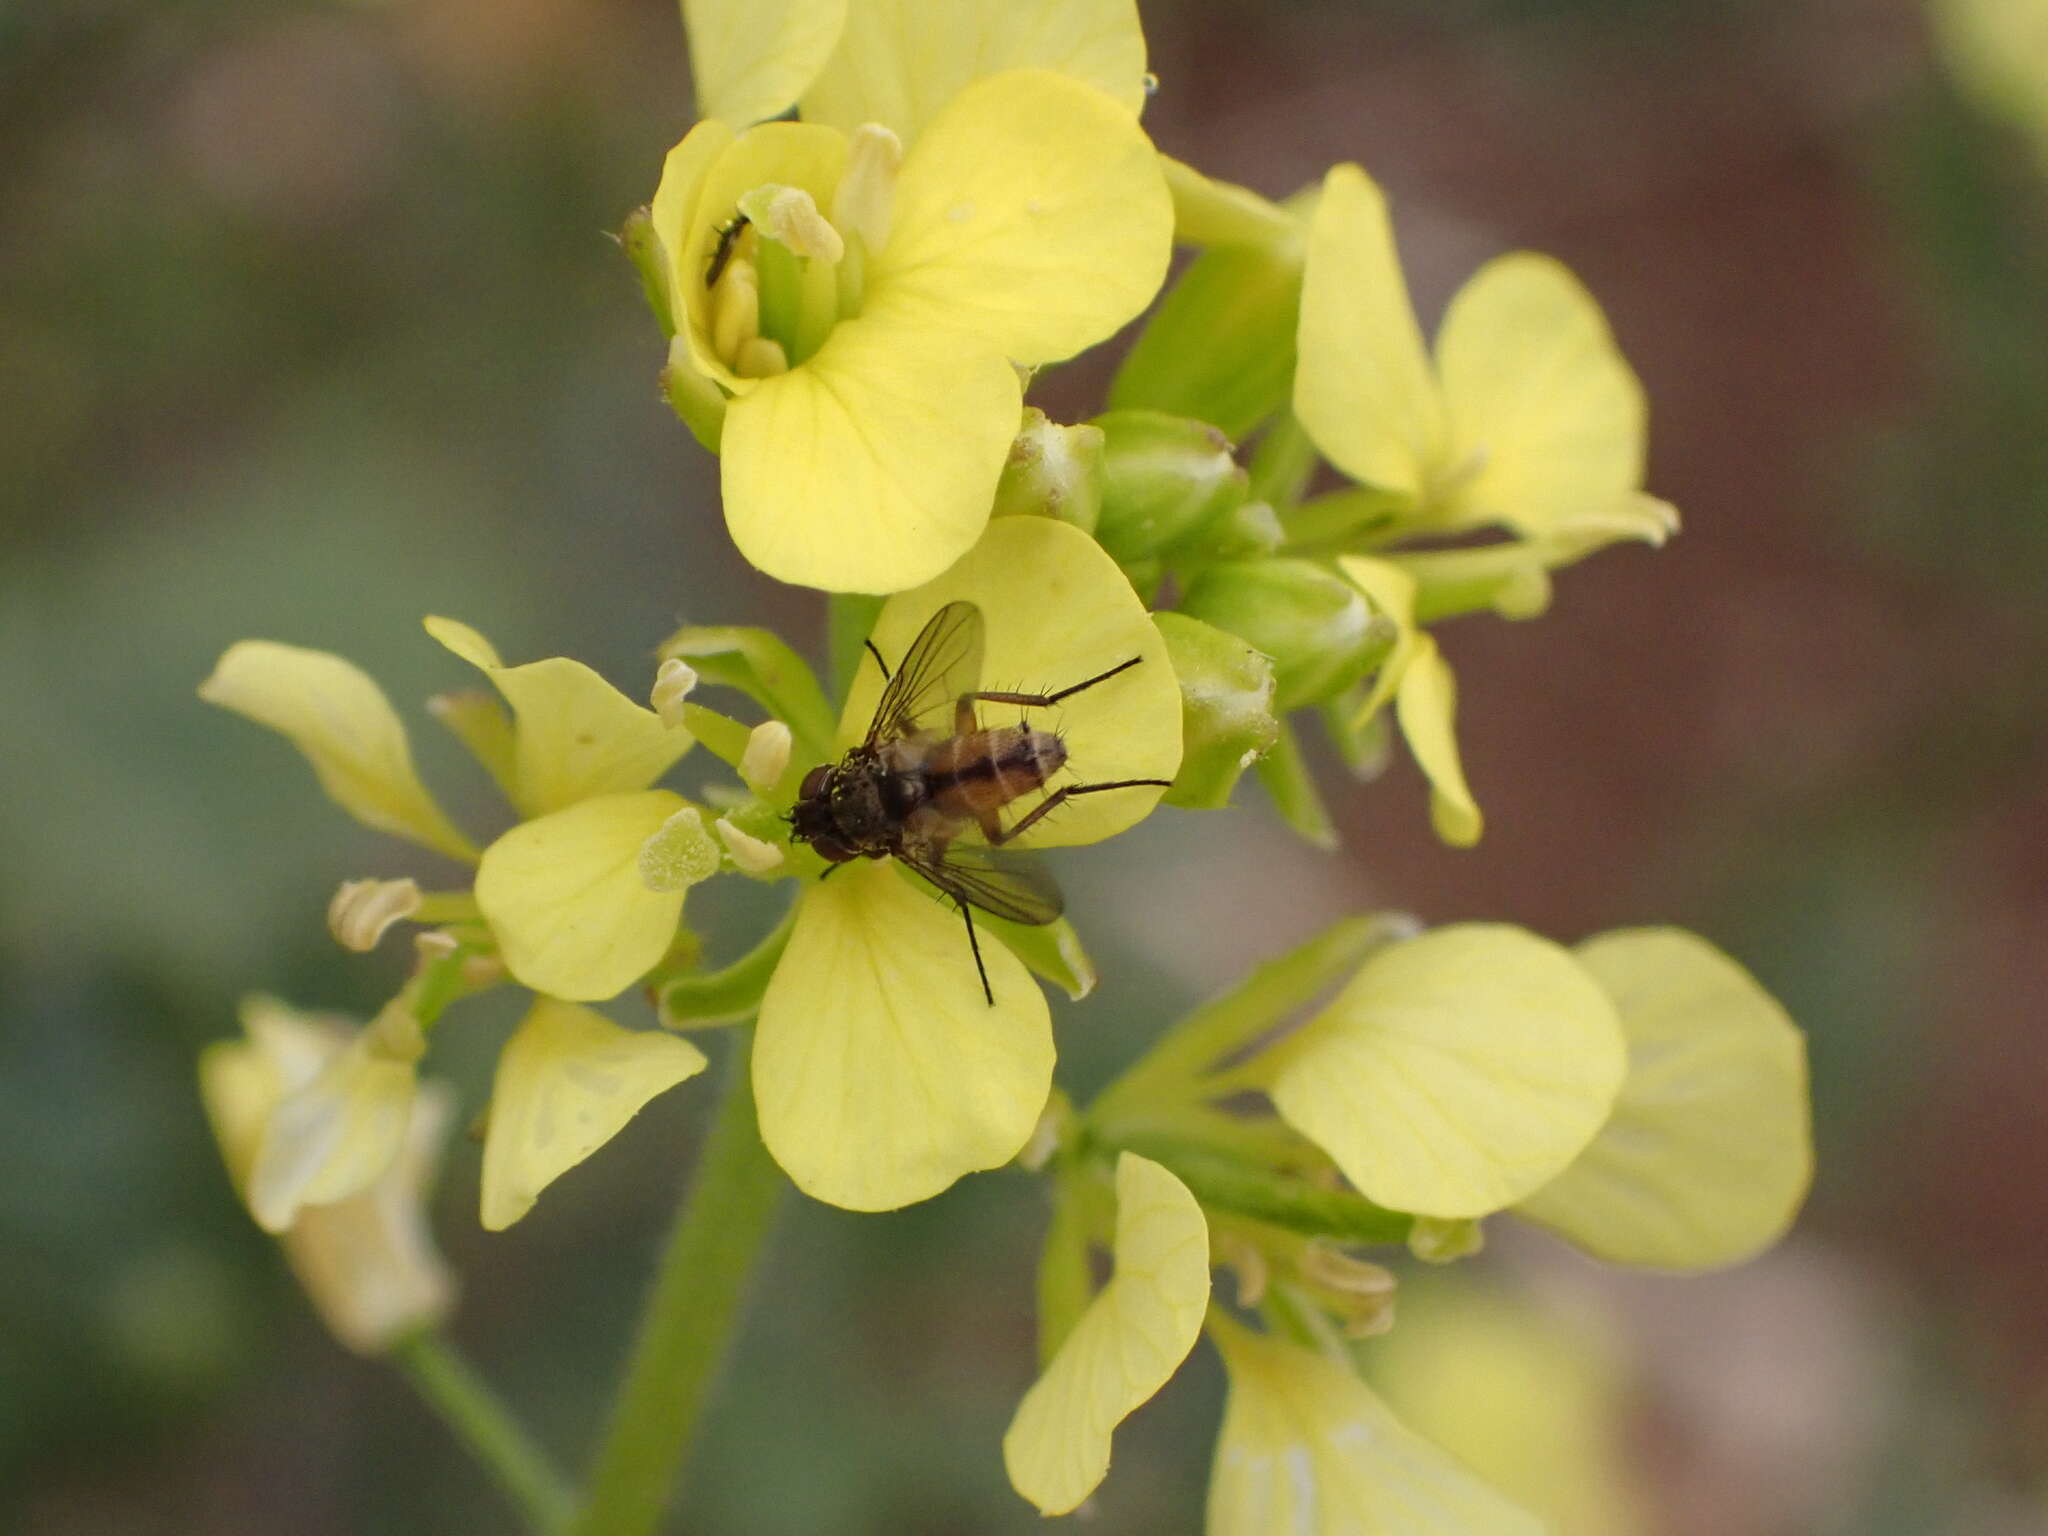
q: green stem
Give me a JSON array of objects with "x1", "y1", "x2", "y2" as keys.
[
  {"x1": 392, "y1": 1330, "x2": 576, "y2": 1536},
  {"x1": 571, "y1": 1032, "x2": 785, "y2": 1536},
  {"x1": 827, "y1": 593, "x2": 886, "y2": 702}
]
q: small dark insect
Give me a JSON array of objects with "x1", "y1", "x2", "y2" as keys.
[
  {"x1": 705, "y1": 213, "x2": 750, "y2": 288},
  {"x1": 788, "y1": 601, "x2": 1171, "y2": 1006}
]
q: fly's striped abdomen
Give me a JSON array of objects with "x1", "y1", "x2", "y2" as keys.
[{"x1": 924, "y1": 726, "x2": 1067, "y2": 823}]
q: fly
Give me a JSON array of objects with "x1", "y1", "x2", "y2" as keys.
[
  {"x1": 705, "y1": 213, "x2": 750, "y2": 287},
  {"x1": 787, "y1": 601, "x2": 1171, "y2": 1005}
]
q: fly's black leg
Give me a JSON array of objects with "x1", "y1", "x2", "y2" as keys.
[
  {"x1": 967, "y1": 654, "x2": 1145, "y2": 711},
  {"x1": 960, "y1": 899, "x2": 993, "y2": 1006},
  {"x1": 989, "y1": 778, "x2": 1175, "y2": 846},
  {"x1": 864, "y1": 638, "x2": 892, "y2": 681}
]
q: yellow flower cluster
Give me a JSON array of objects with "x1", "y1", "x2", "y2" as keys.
[{"x1": 191, "y1": 0, "x2": 1818, "y2": 1529}]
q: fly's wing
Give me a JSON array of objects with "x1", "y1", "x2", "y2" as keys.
[
  {"x1": 867, "y1": 600, "x2": 984, "y2": 747},
  {"x1": 898, "y1": 841, "x2": 1065, "y2": 927}
]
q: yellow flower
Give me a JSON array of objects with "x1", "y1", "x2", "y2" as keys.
[
  {"x1": 1207, "y1": 1312, "x2": 1543, "y2": 1535},
  {"x1": 200, "y1": 997, "x2": 456, "y2": 1352},
  {"x1": 753, "y1": 516, "x2": 1181, "y2": 1209},
  {"x1": 1295, "y1": 161, "x2": 1676, "y2": 551},
  {"x1": 651, "y1": 67, "x2": 1172, "y2": 593},
  {"x1": 1514, "y1": 928, "x2": 1812, "y2": 1269}
]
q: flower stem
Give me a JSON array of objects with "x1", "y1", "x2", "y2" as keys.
[
  {"x1": 571, "y1": 1030, "x2": 784, "y2": 1536},
  {"x1": 392, "y1": 1330, "x2": 577, "y2": 1536}
]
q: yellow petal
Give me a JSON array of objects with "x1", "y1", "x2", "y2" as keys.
[
  {"x1": 680, "y1": 122, "x2": 850, "y2": 393},
  {"x1": 423, "y1": 617, "x2": 691, "y2": 817},
  {"x1": 1004, "y1": 1153, "x2": 1209, "y2": 1515},
  {"x1": 1207, "y1": 1315, "x2": 1544, "y2": 1536},
  {"x1": 284, "y1": 1082, "x2": 458, "y2": 1354},
  {"x1": 1268, "y1": 924, "x2": 1626, "y2": 1218},
  {"x1": 753, "y1": 859, "x2": 1052, "y2": 1210},
  {"x1": 871, "y1": 70, "x2": 1173, "y2": 366},
  {"x1": 840, "y1": 516, "x2": 1181, "y2": 847},
  {"x1": 199, "y1": 640, "x2": 475, "y2": 862},
  {"x1": 683, "y1": 0, "x2": 847, "y2": 126},
  {"x1": 1434, "y1": 253, "x2": 1646, "y2": 538},
  {"x1": 474, "y1": 791, "x2": 691, "y2": 1002},
  {"x1": 247, "y1": 1013, "x2": 421, "y2": 1234},
  {"x1": 719, "y1": 315, "x2": 1020, "y2": 593},
  {"x1": 803, "y1": 0, "x2": 1147, "y2": 143},
  {"x1": 651, "y1": 119, "x2": 739, "y2": 333},
  {"x1": 479, "y1": 998, "x2": 709, "y2": 1231},
  {"x1": 1396, "y1": 635, "x2": 1482, "y2": 847},
  {"x1": 1515, "y1": 928, "x2": 1812, "y2": 1269},
  {"x1": 1294, "y1": 164, "x2": 1447, "y2": 502}
]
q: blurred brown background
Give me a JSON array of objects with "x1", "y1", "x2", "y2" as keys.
[{"x1": 5, "y1": 0, "x2": 2046, "y2": 1530}]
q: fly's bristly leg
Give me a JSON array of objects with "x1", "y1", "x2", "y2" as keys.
[
  {"x1": 966, "y1": 654, "x2": 1146, "y2": 712},
  {"x1": 989, "y1": 777, "x2": 1175, "y2": 846},
  {"x1": 959, "y1": 899, "x2": 993, "y2": 1006},
  {"x1": 864, "y1": 638, "x2": 892, "y2": 681}
]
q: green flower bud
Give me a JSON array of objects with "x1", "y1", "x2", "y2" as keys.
[
  {"x1": 1180, "y1": 558, "x2": 1393, "y2": 712},
  {"x1": 1152, "y1": 612, "x2": 1280, "y2": 810},
  {"x1": 992, "y1": 408, "x2": 1104, "y2": 533},
  {"x1": 1091, "y1": 410, "x2": 1248, "y2": 563}
]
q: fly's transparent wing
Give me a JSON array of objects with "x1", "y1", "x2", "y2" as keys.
[
  {"x1": 898, "y1": 841, "x2": 1065, "y2": 927},
  {"x1": 867, "y1": 601, "x2": 985, "y2": 747}
]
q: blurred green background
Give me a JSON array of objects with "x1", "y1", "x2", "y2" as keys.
[{"x1": 7, "y1": 0, "x2": 2048, "y2": 1530}]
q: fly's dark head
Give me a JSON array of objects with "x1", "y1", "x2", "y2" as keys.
[{"x1": 788, "y1": 762, "x2": 855, "y2": 863}]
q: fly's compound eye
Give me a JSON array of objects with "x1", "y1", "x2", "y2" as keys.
[
  {"x1": 810, "y1": 834, "x2": 855, "y2": 863},
  {"x1": 798, "y1": 765, "x2": 831, "y2": 801}
]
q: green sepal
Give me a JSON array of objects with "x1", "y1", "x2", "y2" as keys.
[
  {"x1": 655, "y1": 900, "x2": 797, "y2": 1029},
  {"x1": 658, "y1": 624, "x2": 837, "y2": 762},
  {"x1": 1152, "y1": 612, "x2": 1279, "y2": 811},
  {"x1": 1279, "y1": 486, "x2": 1409, "y2": 555},
  {"x1": 1245, "y1": 412, "x2": 1321, "y2": 512},
  {"x1": 617, "y1": 204, "x2": 673, "y2": 338},
  {"x1": 1254, "y1": 716, "x2": 1338, "y2": 851},
  {"x1": 1318, "y1": 683, "x2": 1391, "y2": 781},
  {"x1": 1110, "y1": 241, "x2": 1302, "y2": 442},
  {"x1": 662, "y1": 349, "x2": 727, "y2": 454},
  {"x1": 1036, "y1": 1168, "x2": 1098, "y2": 1369}
]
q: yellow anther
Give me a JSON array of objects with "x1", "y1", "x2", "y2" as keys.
[
  {"x1": 739, "y1": 720, "x2": 793, "y2": 794},
  {"x1": 651, "y1": 658, "x2": 699, "y2": 729},
  {"x1": 714, "y1": 816, "x2": 785, "y2": 875},
  {"x1": 832, "y1": 124, "x2": 904, "y2": 253},
  {"x1": 327, "y1": 877, "x2": 422, "y2": 953},
  {"x1": 734, "y1": 336, "x2": 790, "y2": 378}
]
